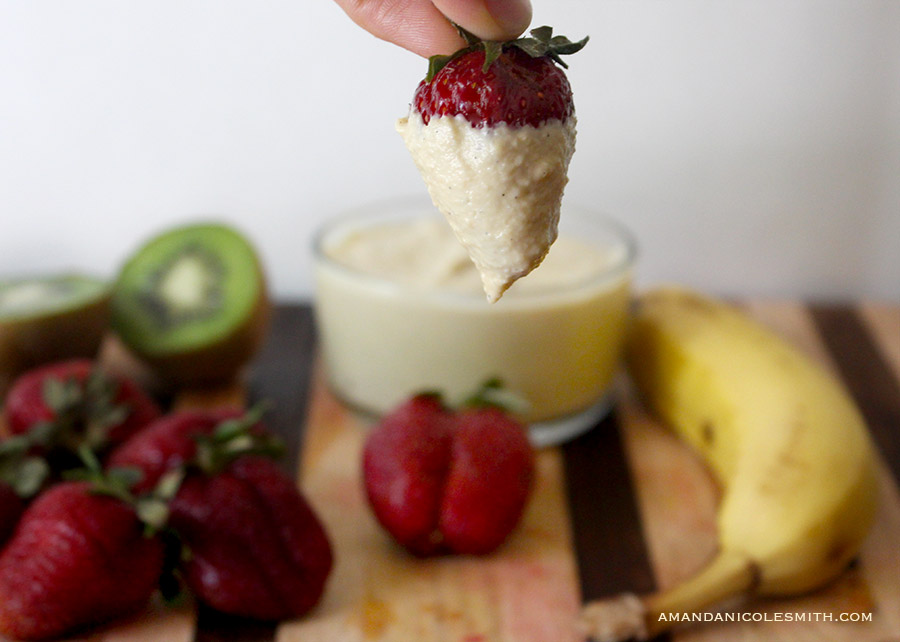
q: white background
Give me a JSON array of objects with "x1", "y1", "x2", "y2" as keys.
[{"x1": 1, "y1": 1, "x2": 898, "y2": 302}]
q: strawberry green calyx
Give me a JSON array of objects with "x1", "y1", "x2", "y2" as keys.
[
  {"x1": 426, "y1": 25, "x2": 589, "y2": 82},
  {"x1": 191, "y1": 403, "x2": 284, "y2": 476},
  {"x1": 37, "y1": 369, "x2": 131, "y2": 452},
  {"x1": 411, "y1": 380, "x2": 529, "y2": 415},
  {"x1": 67, "y1": 446, "x2": 177, "y2": 534},
  {"x1": 460, "y1": 378, "x2": 531, "y2": 416},
  {"x1": 0, "y1": 368, "x2": 139, "y2": 500},
  {"x1": 0, "y1": 437, "x2": 50, "y2": 499}
]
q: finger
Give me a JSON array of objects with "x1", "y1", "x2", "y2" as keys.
[
  {"x1": 432, "y1": 0, "x2": 532, "y2": 42},
  {"x1": 333, "y1": 0, "x2": 467, "y2": 57}
]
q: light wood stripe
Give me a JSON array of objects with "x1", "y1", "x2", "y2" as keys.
[{"x1": 616, "y1": 385, "x2": 719, "y2": 598}]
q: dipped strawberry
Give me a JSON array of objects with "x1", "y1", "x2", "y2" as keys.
[
  {"x1": 364, "y1": 387, "x2": 535, "y2": 555},
  {"x1": 0, "y1": 481, "x2": 165, "y2": 640},
  {"x1": 109, "y1": 409, "x2": 333, "y2": 620},
  {"x1": 4, "y1": 359, "x2": 161, "y2": 458},
  {"x1": 397, "y1": 26, "x2": 588, "y2": 302}
]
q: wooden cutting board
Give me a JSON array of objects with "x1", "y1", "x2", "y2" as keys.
[{"x1": 0, "y1": 300, "x2": 898, "y2": 642}]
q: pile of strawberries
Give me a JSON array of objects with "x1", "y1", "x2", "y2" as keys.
[
  {"x1": 0, "y1": 361, "x2": 537, "y2": 640},
  {"x1": 0, "y1": 359, "x2": 332, "y2": 640}
]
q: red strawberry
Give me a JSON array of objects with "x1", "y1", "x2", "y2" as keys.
[
  {"x1": 362, "y1": 394, "x2": 454, "y2": 555},
  {"x1": 439, "y1": 406, "x2": 535, "y2": 554},
  {"x1": 363, "y1": 391, "x2": 535, "y2": 555},
  {"x1": 107, "y1": 410, "x2": 223, "y2": 493},
  {"x1": 413, "y1": 43, "x2": 575, "y2": 128},
  {"x1": 4, "y1": 359, "x2": 161, "y2": 455},
  {"x1": 0, "y1": 482, "x2": 164, "y2": 640},
  {"x1": 397, "y1": 26, "x2": 588, "y2": 301},
  {"x1": 0, "y1": 482, "x2": 24, "y2": 544},
  {"x1": 109, "y1": 409, "x2": 333, "y2": 620},
  {"x1": 170, "y1": 456, "x2": 333, "y2": 619}
]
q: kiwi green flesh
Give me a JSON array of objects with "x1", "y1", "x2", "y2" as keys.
[
  {"x1": 112, "y1": 223, "x2": 264, "y2": 358},
  {"x1": 0, "y1": 275, "x2": 109, "y2": 322},
  {"x1": 139, "y1": 291, "x2": 270, "y2": 385}
]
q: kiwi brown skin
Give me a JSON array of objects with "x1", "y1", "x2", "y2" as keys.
[
  {"x1": 0, "y1": 294, "x2": 109, "y2": 394},
  {"x1": 124, "y1": 273, "x2": 271, "y2": 386}
]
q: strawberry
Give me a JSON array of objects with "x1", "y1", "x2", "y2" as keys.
[
  {"x1": 363, "y1": 388, "x2": 535, "y2": 555},
  {"x1": 0, "y1": 481, "x2": 165, "y2": 640},
  {"x1": 439, "y1": 405, "x2": 535, "y2": 553},
  {"x1": 362, "y1": 394, "x2": 454, "y2": 555},
  {"x1": 170, "y1": 456, "x2": 333, "y2": 619},
  {"x1": 413, "y1": 40, "x2": 576, "y2": 128},
  {"x1": 109, "y1": 408, "x2": 334, "y2": 620},
  {"x1": 107, "y1": 410, "x2": 225, "y2": 493},
  {"x1": 397, "y1": 26, "x2": 588, "y2": 302},
  {"x1": 3, "y1": 359, "x2": 161, "y2": 458}
]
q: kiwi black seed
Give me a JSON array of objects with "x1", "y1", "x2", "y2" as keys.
[
  {"x1": 0, "y1": 275, "x2": 110, "y2": 392},
  {"x1": 111, "y1": 223, "x2": 270, "y2": 385}
]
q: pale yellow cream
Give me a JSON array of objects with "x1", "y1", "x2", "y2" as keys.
[
  {"x1": 314, "y1": 215, "x2": 632, "y2": 424},
  {"x1": 396, "y1": 113, "x2": 576, "y2": 302},
  {"x1": 328, "y1": 217, "x2": 616, "y2": 296}
]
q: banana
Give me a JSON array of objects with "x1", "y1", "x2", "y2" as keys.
[{"x1": 579, "y1": 287, "x2": 879, "y2": 641}]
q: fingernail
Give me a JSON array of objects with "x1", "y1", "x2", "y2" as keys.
[{"x1": 484, "y1": 0, "x2": 532, "y2": 38}]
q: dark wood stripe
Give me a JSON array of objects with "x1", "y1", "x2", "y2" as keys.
[
  {"x1": 194, "y1": 608, "x2": 281, "y2": 642},
  {"x1": 810, "y1": 304, "x2": 900, "y2": 484},
  {"x1": 562, "y1": 408, "x2": 661, "y2": 602},
  {"x1": 246, "y1": 303, "x2": 318, "y2": 477},
  {"x1": 194, "y1": 304, "x2": 317, "y2": 642}
]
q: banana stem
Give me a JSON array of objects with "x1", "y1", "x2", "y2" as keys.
[{"x1": 579, "y1": 549, "x2": 757, "y2": 641}]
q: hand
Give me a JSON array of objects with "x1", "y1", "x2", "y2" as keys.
[{"x1": 333, "y1": 0, "x2": 533, "y2": 58}]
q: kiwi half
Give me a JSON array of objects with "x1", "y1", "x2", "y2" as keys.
[
  {"x1": 0, "y1": 275, "x2": 110, "y2": 392},
  {"x1": 111, "y1": 223, "x2": 270, "y2": 384}
]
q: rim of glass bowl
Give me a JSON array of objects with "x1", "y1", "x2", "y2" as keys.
[{"x1": 312, "y1": 195, "x2": 638, "y2": 306}]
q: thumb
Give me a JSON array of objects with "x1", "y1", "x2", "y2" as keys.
[
  {"x1": 433, "y1": 0, "x2": 532, "y2": 42},
  {"x1": 333, "y1": 0, "x2": 532, "y2": 58}
]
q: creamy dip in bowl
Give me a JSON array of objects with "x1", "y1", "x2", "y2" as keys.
[{"x1": 312, "y1": 196, "x2": 636, "y2": 446}]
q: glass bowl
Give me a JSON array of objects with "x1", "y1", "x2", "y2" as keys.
[{"x1": 312, "y1": 195, "x2": 637, "y2": 446}]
